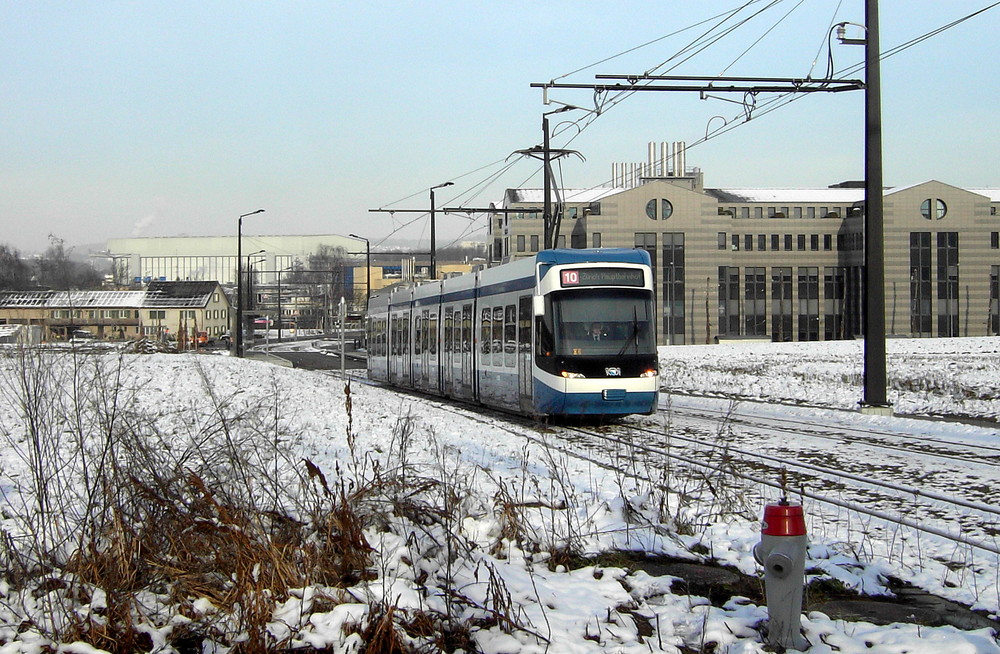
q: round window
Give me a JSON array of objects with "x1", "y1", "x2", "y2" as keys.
[
  {"x1": 920, "y1": 198, "x2": 947, "y2": 220},
  {"x1": 645, "y1": 198, "x2": 674, "y2": 220}
]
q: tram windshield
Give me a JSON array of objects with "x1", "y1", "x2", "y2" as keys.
[{"x1": 550, "y1": 289, "x2": 656, "y2": 355}]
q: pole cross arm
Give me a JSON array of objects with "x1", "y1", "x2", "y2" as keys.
[{"x1": 531, "y1": 79, "x2": 863, "y2": 93}]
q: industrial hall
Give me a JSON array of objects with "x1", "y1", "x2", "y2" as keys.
[{"x1": 490, "y1": 149, "x2": 1000, "y2": 345}]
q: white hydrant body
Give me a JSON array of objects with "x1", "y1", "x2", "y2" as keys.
[{"x1": 753, "y1": 501, "x2": 809, "y2": 650}]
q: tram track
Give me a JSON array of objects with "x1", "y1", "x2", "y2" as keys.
[{"x1": 357, "y1": 377, "x2": 1000, "y2": 558}]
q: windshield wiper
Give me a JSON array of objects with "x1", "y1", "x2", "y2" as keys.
[{"x1": 617, "y1": 306, "x2": 640, "y2": 356}]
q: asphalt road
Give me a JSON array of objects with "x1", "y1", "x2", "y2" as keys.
[{"x1": 253, "y1": 341, "x2": 368, "y2": 372}]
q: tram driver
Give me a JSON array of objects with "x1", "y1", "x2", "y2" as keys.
[{"x1": 588, "y1": 322, "x2": 609, "y2": 341}]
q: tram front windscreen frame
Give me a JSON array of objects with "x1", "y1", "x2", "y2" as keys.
[{"x1": 536, "y1": 288, "x2": 657, "y2": 377}]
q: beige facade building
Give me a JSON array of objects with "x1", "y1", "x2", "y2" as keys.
[
  {"x1": 491, "y1": 173, "x2": 1000, "y2": 344},
  {"x1": 0, "y1": 281, "x2": 231, "y2": 344}
]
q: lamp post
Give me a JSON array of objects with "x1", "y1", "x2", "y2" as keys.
[
  {"x1": 349, "y1": 233, "x2": 371, "y2": 310},
  {"x1": 276, "y1": 264, "x2": 294, "y2": 342},
  {"x1": 247, "y1": 252, "x2": 266, "y2": 311},
  {"x1": 429, "y1": 182, "x2": 453, "y2": 279},
  {"x1": 236, "y1": 209, "x2": 265, "y2": 357}
]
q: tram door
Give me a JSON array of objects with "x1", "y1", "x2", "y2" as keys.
[
  {"x1": 517, "y1": 296, "x2": 533, "y2": 412},
  {"x1": 389, "y1": 314, "x2": 403, "y2": 385},
  {"x1": 399, "y1": 313, "x2": 411, "y2": 386},
  {"x1": 418, "y1": 309, "x2": 430, "y2": 387},
  {"x1": 460, "y1": 303, "x2": 473, "y2": 397},
  {"x1": 443, "y1": 308, "x2": 454, "y2": 395}
]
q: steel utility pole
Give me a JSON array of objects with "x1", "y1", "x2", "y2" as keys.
[
  {"x1": 838, "y1": 0, "x2": 889, "y2": 413},
  {"x1": 515, "y1": 106, "x2": 583, "y2": 249},
  {"x1": 530, "y1": 54, "x2": 880, "y2": 409},
  {"x1": 862, "y1": 0, "x2": 889, "y2": 413},
  {"x1": 430, "y1": 182, "x2": 453, "y2": 279}
]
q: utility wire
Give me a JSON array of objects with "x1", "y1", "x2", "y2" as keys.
[{"x1": 374, "y1": 2, "x2": 999, "y2": 247}]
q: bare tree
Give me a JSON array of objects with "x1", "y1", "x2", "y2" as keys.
[
  {"x1": 33, "y1": 235, "x2": 103, "y2": 290},
  {"x1": 0, "y1": 243, "x2": 32, "y2": 290}
]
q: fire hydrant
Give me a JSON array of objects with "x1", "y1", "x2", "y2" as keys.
[{"x1": 753, "y1": 500, "x2": 809, "y2": 650}]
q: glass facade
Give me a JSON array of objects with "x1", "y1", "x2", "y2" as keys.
[
  {"x1": 937, "y1": 232, "x2": 959, "y2": 337},
  {"x1": 910, "y1": 232, "x2": 932, "y2": 336},
  {"x1": 661, "y1": 233, "x2": 685, "y2": 345},
  {"x1": 744, "y1": 267, "x2": 766, "y2": 336},
  {"x1": 797, "y1": 267, "x2": 819, "y2": 341},
  {"x1": 771, "y1": 267, "x2": 793, "y2": 342},
  {"x1": 718, "y1": 266, "x2": 740, "y2": 336}
]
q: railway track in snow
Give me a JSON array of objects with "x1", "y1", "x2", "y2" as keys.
[
  {"x1": 360, "y1": 377, "x2": 1000, "y2": 558},
  {"x1": 588, "y1": 396, "x2": 1000, "y2": 556}
]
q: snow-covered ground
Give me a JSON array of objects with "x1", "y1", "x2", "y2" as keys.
[
  {"x1": 659, "y1": 336, "x2": 1000, "y2": 422},
  {"x1": 0, "y1": 337, "x2": 998, "y2": 653}
]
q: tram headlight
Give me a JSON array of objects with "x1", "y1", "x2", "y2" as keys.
[
  {"x1": 561, "y1": 371, "x2": 586, "y2": 379},
  {"x1": 639, "y1": 369, "x2": 658, "y2": 378}
]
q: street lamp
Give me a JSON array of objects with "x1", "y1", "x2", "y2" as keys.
[
  {"x1": 429, "y1": 182, "x2": 453, "y2": 279},
  {"x1": 349, "y1": 233, "x2": 371, "y2": 309},
  {"x1": 276, "y1": 265, "x2": 294, "y2": 342},
  {"x1": 236, "y1": 209, "x2": 265, "y2": 357},
  {"x1": 247, "y1": 252, "x2": 266, "y2": 311}
]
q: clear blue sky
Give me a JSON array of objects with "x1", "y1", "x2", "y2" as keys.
[{"x1": 2, "y1": 1, "x2": 997, "y2": 255}]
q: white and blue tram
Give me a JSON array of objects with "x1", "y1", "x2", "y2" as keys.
[{"x1": 367, "y1": 248, "x2": 659, "y2": 418}]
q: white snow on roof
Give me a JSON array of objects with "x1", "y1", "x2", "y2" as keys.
[
  {"x1": 967, "y1": 188, "x2": 1000, "y2": 201},
  {"x1": 506, "y1": 187, "x2": 621, "y2": 205},
  {"x1": 711, "y1": 188, "x2": 865, "y2": 203}
]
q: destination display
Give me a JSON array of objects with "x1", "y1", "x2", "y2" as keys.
[{"x1": 560, "y1": 267, "x2": 645, "y2": 287}]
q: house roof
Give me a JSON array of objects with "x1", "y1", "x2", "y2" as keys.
[
  {"x1": 143, "y1": 281, "x2": 219, "y2": 308},
  {"x1": 0, "y1": 282, "x2": 223, "y2": 310},
  {"x1": 0, "y1": 290, "x2": 147, "y2": 308}
]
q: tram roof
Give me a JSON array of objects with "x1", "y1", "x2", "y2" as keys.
[{"x1": 535, "y1": 248, "x2": 651, "y2": 267}]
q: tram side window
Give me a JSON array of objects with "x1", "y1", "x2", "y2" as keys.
[
  {"x1": 536, "y1": 311, "x2": 554, "y2": 356},
  {"x1": 492, "y1": 306, "x2": 504, "y2": 367},
  {"x1": 444, "y1": 311, "x2": 453, "y2": 353},
  {"x1": 414, "y1": 316, "x2": 422, "y2": 355},
  {"x1": 481, "y1": 307, "x2": 492, "y2": 362},
  {"x1": 401, "y1": 317, "x2": 409, "y2": 354},
  {"x1": 391, "y1": 317, "x2": 398, "y2": 355},
  {"x1": 429, "y1": 314, "x2": 438, "y2": 355},
  {"x1": 462, "y1": 304, "x2": 472, "y2": 353},
  {"x1": 504, "y1": 304, "x2": 516, "y2": 367},
  {"x1": 518, "y1": 297, "x2": 532, "y2": 354}
]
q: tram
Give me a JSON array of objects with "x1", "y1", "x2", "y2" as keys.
[{"x1": 367, "y1": 248, "x2": 659, "y2": 418}]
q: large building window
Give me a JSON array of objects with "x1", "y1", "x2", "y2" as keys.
[
  {"x1": 662, "y1": 233, "x2": 685, "y2": 345},
  {"x1": 744, "y1": 267, "x2": 766, "y2": 336},
  {"x1": 797, "y1": 267, "x2": 819, "y2": 341},
  {"x1": 824, "y1": 267, "x2": 846, "y2": 340},
  {"x1": 910, "y1": 232, "x2": 932, "y2": 336},
  {"x1": 718, "y1": 266, "x2": 740, "y2": 336},
  {"x1": 771, "y1": 267, "x2": 793, "y2": 342},
  {"x1": 990, "y1": 266, "x2": 1000, "y2": 335},
  {"x1": 937, "y1": 232, "x2": 959, "y2": 337},
  {"x1": 635, "y1": 233, "x2": 656, "y2": 283}
]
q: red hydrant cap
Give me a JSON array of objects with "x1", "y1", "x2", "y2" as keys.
[{"x1": 761, "y1": 502, "x2": 807, "y2": 536}]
